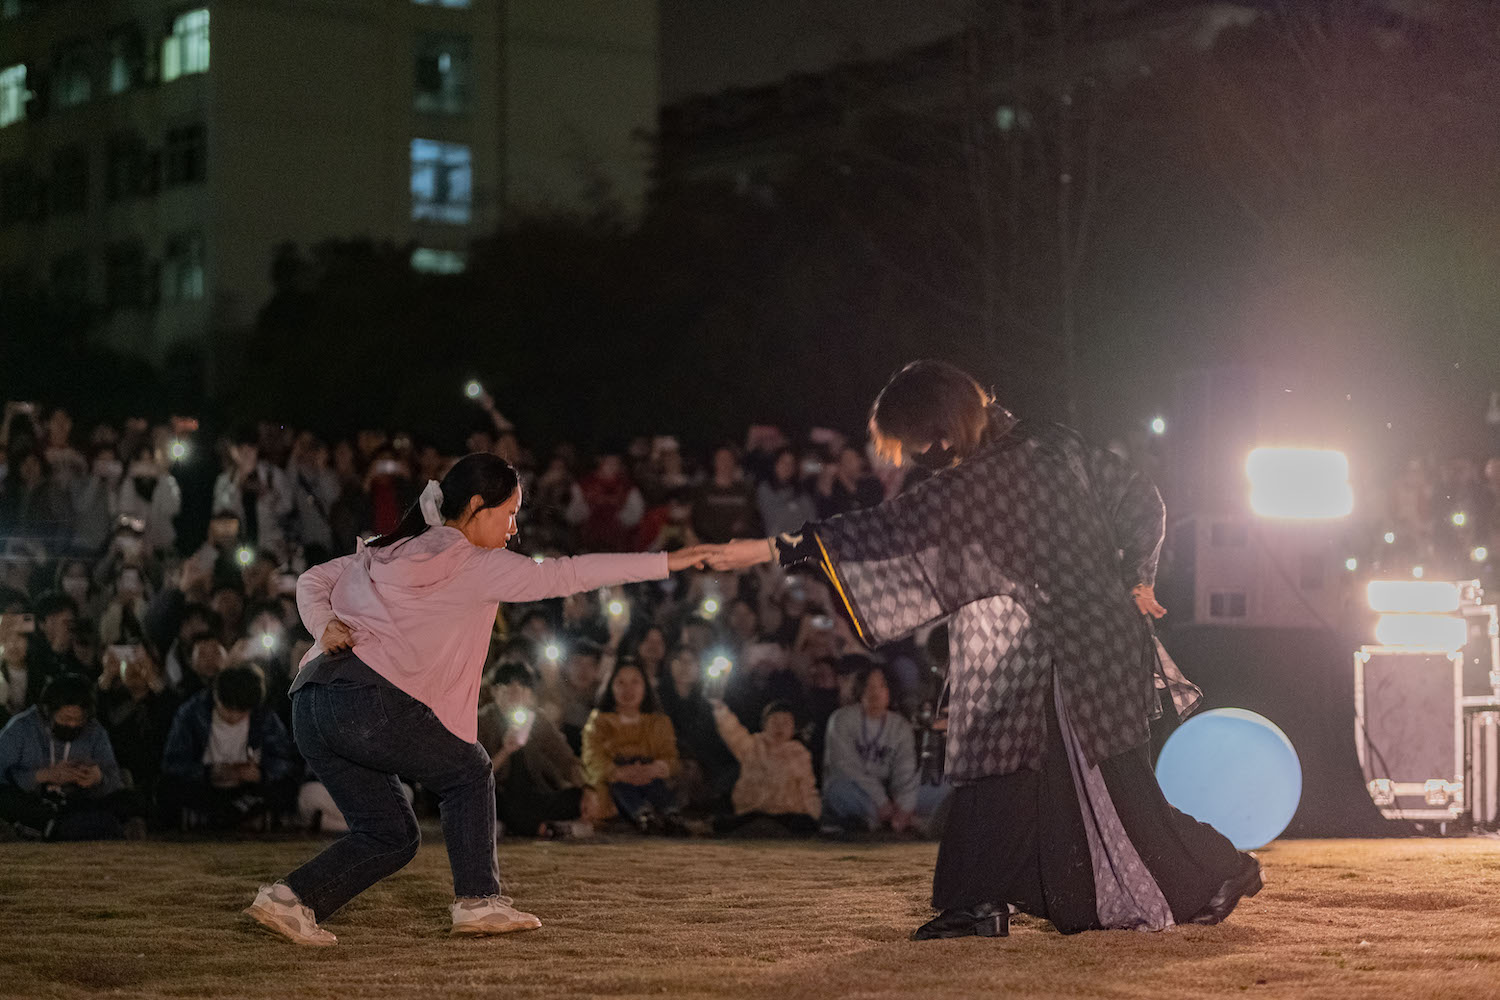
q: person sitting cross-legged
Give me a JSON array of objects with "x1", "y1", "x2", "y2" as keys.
[
  {"x1": 0, "y1": 673, "x2": 145, "y2": 840},
  {"x1": 581, "y1": 659, "x2": 684, "y2": 834},
  {"x1": 821, "y1": 665, "x2": 919, "y2": 834},
  {"x1": 711, "y1": 699, "x2": 821, "y2": 837},
  {"x1": 160, "y1": 663, "x2": 297, "y2": 830},
  {"x1": 479, "y1": 661, "x2": 600, "y2": 838}
]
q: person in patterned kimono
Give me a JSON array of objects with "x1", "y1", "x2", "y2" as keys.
[{"x1": 707, "y1": 360, "x2": 1261, "y2": 940}]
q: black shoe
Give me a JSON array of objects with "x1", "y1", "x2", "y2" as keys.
[
  {"x1": 1191, "y1": 853, "x2": 1263, "y2": 925},
  {"x1": 911, "y1": 903, "x2": 1009, "y2": 941}
]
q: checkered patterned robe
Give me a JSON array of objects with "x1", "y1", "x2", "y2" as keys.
[{"x1": 812, "y1": 413, "x2": 1166, "y2": 781}]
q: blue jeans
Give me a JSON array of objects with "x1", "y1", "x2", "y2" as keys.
[
  {"x1": 283, "y1": 682, "x2": 499, "y2": 921},
  {"x1": 610, "y1": 778, "x2": 675, "y2": 822},
  {"x1": 822, "y1": 776, "x2": 883, "y2": 830}
]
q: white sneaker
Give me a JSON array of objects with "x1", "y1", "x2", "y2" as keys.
[
  {"x1": 244, "y1": 883, "x2": 338, "y2": 947},
  {"x1": 450, "y1": 895, "x2": 542, "y2": 936}
]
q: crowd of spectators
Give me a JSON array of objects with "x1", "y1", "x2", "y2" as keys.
[{"x1": 0, "y1": 395, "x2": 949, "y2": 842}]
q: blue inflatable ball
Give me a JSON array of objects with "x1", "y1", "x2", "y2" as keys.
[{"x1": 1154, "y1": 708, "x2": 1301, "y2": 850}]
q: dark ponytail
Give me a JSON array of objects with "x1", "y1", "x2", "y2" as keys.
[{"x1": 367, "y1": 453, "x2": 520, "y2": 549}]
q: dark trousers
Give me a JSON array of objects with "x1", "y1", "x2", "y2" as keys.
[
  {"x1": 157, "y1": 775, "x2": 297, "y2": 830},
  {"x1": 932, "y1": 691, "x2": 1244, "y2": 933},
  {"x1": 282, "y1": 681, "x2": 500, "y2": 922},
  {"x1": 0, "y1": 785, "x2": 139, "y2": 840},
  {"x1": 610, "y1": 778, "x2": 675, "y2": 822},
  {"x1": 497, "y1": 757, "x2": 584, "y2": 836}
]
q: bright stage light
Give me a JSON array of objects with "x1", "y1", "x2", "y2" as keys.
[
  {"x1": 1246, "y1": 448, "x2": 1353, "y2": 519},
  {"x1": 1366, "y1": 580, "x2": 1461, "y2": 613},
  {"x1": 1155, "y1": 708, "x2": 1301, "y2": 850},
  {"x1": 1373, "y1": 613, "x2": 1468, "y2": 652},
  {"x1": 1150, "y1": 416, "x2": 1166, "y2": 435}
]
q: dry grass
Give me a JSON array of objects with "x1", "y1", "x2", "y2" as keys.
[{"x1": 4, "y1": 836, "x2": 1500, "y2": 999}]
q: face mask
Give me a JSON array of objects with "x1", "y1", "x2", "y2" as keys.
[
  {"x1": 51, "y1": 723, "x2": 83, "y2": 743},
  {"x1": 910, "y1": 444, "x2": 958, "y2": 471},
  {"x1": 61, "y1": 578, "x2": 89, "y2": 602}
]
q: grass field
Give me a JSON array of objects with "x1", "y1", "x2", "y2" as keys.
[{"x1": 4, "y1": 836, "x2": 1500, "y2": 999}]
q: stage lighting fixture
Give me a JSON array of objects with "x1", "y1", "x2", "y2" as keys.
[
  {"x1": 1366, "y1": 580, "x2": 1461, "y2": 614},
  {"x1": 1246, "y1": 447, "x2": 1353, "y2": 519},
  {"x1": 1373, "y1": 613, "x2": 1468, "y2": 652}
]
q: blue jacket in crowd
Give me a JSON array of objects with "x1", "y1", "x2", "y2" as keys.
[
  {"x1": 0, "y1": 706, "x2": 123, "y2": 796},
  {"x1": 162, "y1": 691, "x2": 296, "y2": 785}
]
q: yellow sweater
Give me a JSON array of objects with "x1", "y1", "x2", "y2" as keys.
[{"x1": 580, "y1": 710, "x2": 681, "y2": 818}]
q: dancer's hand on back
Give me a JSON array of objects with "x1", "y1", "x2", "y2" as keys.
[
  {"x1": 321, "y1": 618, "x2": 355, "y2": 653},
  {"x1": 1131, "y1": 584, "x2": 1166, "y2": 620}
]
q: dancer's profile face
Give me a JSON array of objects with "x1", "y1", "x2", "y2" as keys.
[{"x1": 460, "y1": 487, "x2": 522, "y2": 549}]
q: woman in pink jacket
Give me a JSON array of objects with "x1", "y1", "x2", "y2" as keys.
[{"x1": 244, "y1": 453, "x2": 708, "y2": 946}]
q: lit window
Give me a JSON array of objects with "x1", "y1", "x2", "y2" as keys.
[
  {"x1": 53, "y1": 42, "x2": 92, "y2": 109},
  {"x1": 51, "y1": 145, "x2": 89, "y2": 215},
  {"x1": 162, "y1": 233, "x2": 204, "y2": 302},
  {"x1": 162, "y1": 9, "x2": 209, "y2": 82},
  {"x1": 410, "y1": 247, "x2": 467, "y2": 274},
  {"x1": 414, "y1": 34, "x2": 470, "y2": 115},
  {"x1": 410, "y1": 139, "x2": 471, "y2": 224},
  {"x1": 164, "y1": 124, "x2": 206, "y2": 186},
  {"x1": 0, "y1": 64, "x2": 25, "y2": 128},
  {"x1": 108, "y1": 25, "x2": 145, "y2": 94}
]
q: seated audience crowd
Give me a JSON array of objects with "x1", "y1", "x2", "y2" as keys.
[{"x1": 0, "y1": 398, "x2": 951, "y2": 841}]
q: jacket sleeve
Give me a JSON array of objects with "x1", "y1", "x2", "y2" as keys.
[
  {"x1": 823, "y1": 711, "x2": 889, "y2": 809},
  {"x1": 469, "y1": 548, "x2": 667, "y2": 604},
  {"x1": 0, "y1": 716, "x2": 37, "y2": 791},
  {"x1": 161, "y1": 702, "x2": 206, "y2": 783},
  {"x1": 889, "y1": 718, "x2": 919, "y2": 814},
  {"x1": 257, "y1": 712, "x2": 295, "y2": 784},
  {"x1": 712, "y1": 705, "x2": 756, "y2": 763},
  {"x1": 1088, "y1": 446, "x2": 1166, "y2": 589},
  {"x1": 295, "y1": 554, "x2": 357, "y2": 645},
  {"x1": 82, "y1": 725, "x2": 123, "y2": 797},
  {"x1": 580, "y1": 711, "x2": 615, "y2": 786},
  {"x1": 649, "y1": 714, "x2": 681, "y2": 778}
]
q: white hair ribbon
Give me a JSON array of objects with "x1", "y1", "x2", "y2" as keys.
[{"x1": 418, "y1": 480, "x2": 446, "y2": 528}]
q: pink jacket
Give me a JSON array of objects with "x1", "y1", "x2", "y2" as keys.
[{"x1": 295, "y1": 526, "x2": 666, "y2": 742}]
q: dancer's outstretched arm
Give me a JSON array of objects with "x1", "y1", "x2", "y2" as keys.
[{"x1": 470, "y1": 544, "x2": 712, "y2": 604}]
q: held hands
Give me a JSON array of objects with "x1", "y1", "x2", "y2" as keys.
[
  {"x1": 1131, "y1": 584, "x2": 1167, "y2": 620},
  {"x1": 321, "y1": 618, "x2": 355, "y2": 653},
  {"x1": 666, "y1": 545, "x2": 715, "y2": 573},
  {"x1": 705, "y1": 538, "x2": 776, "y2": 572}
]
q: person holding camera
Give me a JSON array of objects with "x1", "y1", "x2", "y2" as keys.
[
  {"x1": 244, "y1": 453, "x2": 711, "y2": 946},
  {"x1": 0, "y1": 673, "x2": 142, "y2": 840}
]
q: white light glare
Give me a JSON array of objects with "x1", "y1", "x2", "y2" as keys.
[
  {"x1": 607, "y1": 600, "x2": 625, "y2": 617},
  {"x1": 465, "y1": 380, "x2": 483, "y2": 399},
  {"x1": 706, "y1": 654, "x2": 733, "y2": 679},
  {"x1": 1150, "y1": 416, "x2": 1166, "y2": 435},
  {"x1": 1413, "y1": 566, "x2": 1425, "y2": 579},
  {"x1": 1453, "y1": 512, "x2": 1468, "y2": 527},
  {"x1": 544, "y1": 643, "x2": 561, "y2": 661},
  {"x1": 1345, "y1": 558, "x2": 1358, "y2": 572},
  {"x1": 531, "y1": 554, "x2": 545, "y2": 564},
  {"x1": 259, "y1": 633, "x2": 276, "y2": 650},
  {"x1": 1374, "y1": 613, "x2": 1468, "y2": 652},
  {"x1": 235, "y1": 546, "x2": 254, "y2": 566},
  {"x1": 169, "y1": 439, "x2": 189, "y2": 461},
  {"x1": 1475, "y1": 547, "x2": 1490, "y2": 563},
  {"x1": 1383, "y1": 532, "x2": 1396, "y2": 545},
  {"x1": 1246, "y1": 448, "x2": 1353, "y2": 520},
  {"x1": 1366, "y1": 579, "x2": 1461, "y2": 613},
  {"x1": 702, "y1": 598, "x2": 720, "y2": 616}
]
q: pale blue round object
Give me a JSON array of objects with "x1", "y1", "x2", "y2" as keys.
[{"x1": 1154, "y1": 708, "x2": 1302, "y2": 850}]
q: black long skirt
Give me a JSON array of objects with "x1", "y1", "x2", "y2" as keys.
[{"x1": 931, "y1": 689, "x2": 1245, "y2": 934}]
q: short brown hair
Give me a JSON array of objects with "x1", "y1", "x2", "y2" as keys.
[{"x1": 868, "y1": 360, "x2": 994, "y2": 465}]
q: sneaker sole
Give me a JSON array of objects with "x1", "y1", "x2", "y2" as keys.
[
  {"x1": 243, "y1": 903, "x2": 338, "y2": 947},
  {"x1": 451, "y1": 918, "x2": 542, "y2": 937}
]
